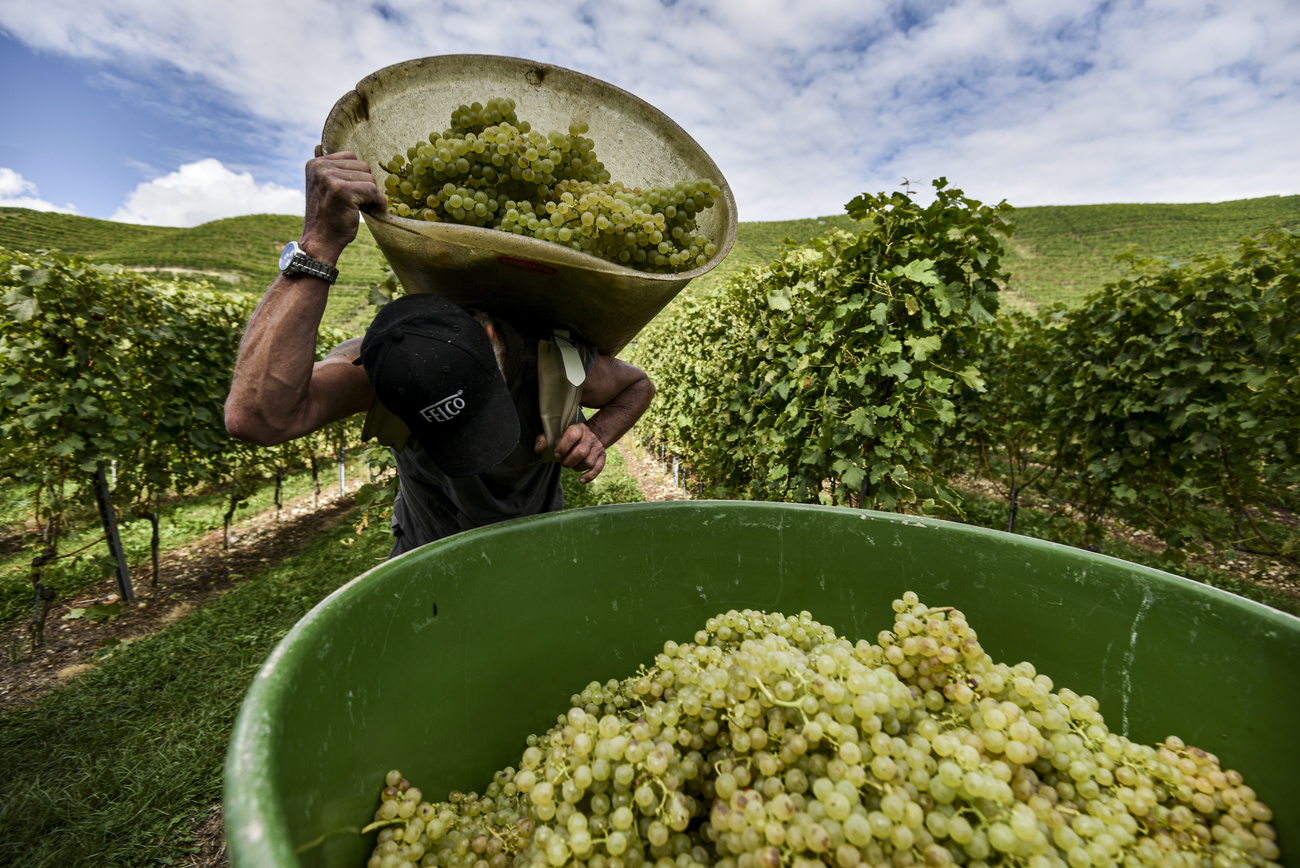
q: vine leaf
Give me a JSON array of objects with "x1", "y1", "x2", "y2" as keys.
[
  {"x1": 3, "y1": 287, "x2": 40, "y2": 322},
  {"x1": 905, "y1": 335, "x2": 943, "y2": 361},
  {"x1": 897, "y1": 259, "x2": 940, "y2": 286},
  {"x1": 766, "y1": 290, "x2": 791, "y2": 311}
]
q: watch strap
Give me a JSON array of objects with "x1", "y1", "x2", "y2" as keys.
[{"x1": 282, "y1": 245, "x2": 339, "y2": 285}]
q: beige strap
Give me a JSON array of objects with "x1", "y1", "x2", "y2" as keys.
[
  {"x1": 553, "y1": 330, "x2": 588, "y2": 387},
  {"x1": 538, "y1": 332, "x2": 587, "y2": 460}
]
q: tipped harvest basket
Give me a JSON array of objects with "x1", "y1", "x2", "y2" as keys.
[{"x1": 321, "y1": 55, "x2": 737, "y2": 355}]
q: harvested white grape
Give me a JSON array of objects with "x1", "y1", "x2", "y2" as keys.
[
  {"x1": 381, "y1": 96, "x2": 721, "y2": 274},
  {"x1": 364, "y1": 599, "x2": 1283, "y2": 868}
]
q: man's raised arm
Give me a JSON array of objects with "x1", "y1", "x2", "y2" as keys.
[{"x1": 225, "y1": 150, "x2": 387, "y2": 445}]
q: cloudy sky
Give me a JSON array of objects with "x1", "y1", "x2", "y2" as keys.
[{"x1": 1, "y1": 0, "x2": 1297, "y2": 228}]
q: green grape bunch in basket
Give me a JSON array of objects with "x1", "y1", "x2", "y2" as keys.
[{"x1": 381, "y1": 97, "x2": 722, "y2": 274}]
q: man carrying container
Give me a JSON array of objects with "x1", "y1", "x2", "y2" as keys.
[{"x1": 224, "y1": 149, "x2": 655, "y2": 557}]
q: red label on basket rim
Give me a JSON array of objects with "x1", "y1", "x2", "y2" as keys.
[{"x1": 497, "y1": 256, "x2": 558, "y2": 275}]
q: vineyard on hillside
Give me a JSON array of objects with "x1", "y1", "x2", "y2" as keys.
[
  {"x1": 5, "y1": 194, "x2": 1299, "y2": 322},
  {"x1": 998, "y1": 195, "x2": 1300, "y2": 306},
  {"x1": 2, "y1": 189, "x2": 1298, "y2": 637},
  {"x1": 1, "y1": 186, "x2": 1298, "y2": 868},
  {"x1": 0, "y1": 207, "x2": 390, "y2": 335}
]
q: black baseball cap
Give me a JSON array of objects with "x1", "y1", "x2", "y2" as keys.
[{"x1": 359, "y1": 293, "x2": 520, "y2": 477}]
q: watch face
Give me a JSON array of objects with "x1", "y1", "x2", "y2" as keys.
[{"x1": 279, "y1": 242, "x2": 299, "y2": 271}]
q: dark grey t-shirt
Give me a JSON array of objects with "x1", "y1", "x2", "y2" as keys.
[{"x1": 388, "y1": 321, "x2": 593, "y2": 557}]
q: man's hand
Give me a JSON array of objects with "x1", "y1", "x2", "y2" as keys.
[
  {"x1": 535, "y1": 423, "x2": 607, "y2": 483},
  {"x1": 531, "y1": 354, "x2": 654, "y2": 484},
  {"x1": 301, "y1": 148, "x2": 387, "y2": 263}
]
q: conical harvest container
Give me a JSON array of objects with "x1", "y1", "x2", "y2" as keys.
[
  {"x1": 321, "y1": 55, "x2": 738, "y2": 356},
  {"x1": 224, "y1": 501, "x2": 1300, "y2": 868}
]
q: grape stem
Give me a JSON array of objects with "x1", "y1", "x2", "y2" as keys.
[
  {"x1": 297, "y1": 825, "x2": 362, "y2": 853},
  {"x1": 487, "y1": 822, "x2": 528, "y2": 853},
  {"x1": 712, "y1": 755, "x2": 754, "y2": 776},
  {"x1": 753, "y1": 673, "x2": 814, "y2": 721},
  {"x1": 957, "y1": 803, "x2": 994, "y2": 826}
]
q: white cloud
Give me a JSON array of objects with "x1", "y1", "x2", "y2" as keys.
[
  {"x1": 2, "y1": 0, "x2": 1298, "y2": 222},
  {"x1": 0, "y1": 168, "x2": 80, "y2": 214},
  {"x1": 109, "y1": 159, "x2": 302, "y2": 227},
  {"x1": 860, "y1": 0, "x2": 1300, "y2": 208}
]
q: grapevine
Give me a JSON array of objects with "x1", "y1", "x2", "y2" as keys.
[{"x1": 631, "y1": 178, "x2": 1012, "y2": 510}]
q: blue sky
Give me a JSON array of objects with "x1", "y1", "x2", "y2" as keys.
[{"x1": 1, "y1": 0, "x2": 1297, "y2": 227}]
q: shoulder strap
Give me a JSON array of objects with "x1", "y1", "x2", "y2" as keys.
[{"x1": 537, "y1": 329, "x2": 588, "y2": 459}]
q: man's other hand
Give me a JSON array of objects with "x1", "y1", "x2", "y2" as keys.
[{"x1": 535, "y1": 423, "x2": 607, "y2": 483}]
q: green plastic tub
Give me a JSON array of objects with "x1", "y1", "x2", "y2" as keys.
[{"x1": 224, "y1": 502, "x2": 1300, "y2": 868}]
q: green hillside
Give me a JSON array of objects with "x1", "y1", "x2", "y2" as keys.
[
  {"x1": 3, "y1": 193, "x2": 1297, "y2": 332},
  {"x1": 0, "y1": 207, "x2": 389, "y2": 335},
  {"x1": 667, "y1": 195, "x2": 1300, "y2": 311},
  {"x1": 680, "y1": 214, "x2": 860, "y2": 303},
  {"x1": 998, "y1": 195, "x2": 1300, "y2": 306}
]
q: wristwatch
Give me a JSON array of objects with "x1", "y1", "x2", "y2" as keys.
[{"x1": 279, "y1": 241, "x2": 339, "y2": 285}]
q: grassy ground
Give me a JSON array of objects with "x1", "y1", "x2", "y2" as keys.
[
  {"x1": 0, "y1": 502, "x2": 387, "y2": 867},
  {"x1": 561, "y1": 447, "x2": 644, "y2": 507}
]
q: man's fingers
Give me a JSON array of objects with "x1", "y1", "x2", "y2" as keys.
[
  {"x1": 326, "y1": 169, "x2": 379, "y2": 182},
  {"x1": 312, "y1": 169, "x2": 386, "y2": 216},
  {"x1": 560, "y1": 437, "x2": 593, "y2": 469},
  {"x1": 553, "y1": 424, "x2": 583, "y2": 457},
  {"x1": 309, "y1": 153, "x2": 374, "y2": 177},
  {"x1": 578, "y1": 453, "x2": 606, "y2": 484},
  {"x1": 362, "y1": 184, "x2": 389, "y2": 211},
  {"x1": 313, "y1": 149, "x2": 360, "y2": 163},
  {"x1": 314, "y1": 167, "x2": 378, "y2": 186},
  {"x1": 339, "y1": 180, "x2": 388, "y2": 210},
  {"x1": 548, "y1": 425, "x2": 607, "y2": 481}
]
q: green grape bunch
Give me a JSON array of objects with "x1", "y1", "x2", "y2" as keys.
[
  {"x1": 364, "y1": 598, "x2": 1283, "y2": 868},
  {"x1": 380, "y1": 97, "x2": 722, "y2": 273}
]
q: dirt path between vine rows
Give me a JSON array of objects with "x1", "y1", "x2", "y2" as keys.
[{"x1": 0, "y1": 481, "x2": 367, "y2": 712}]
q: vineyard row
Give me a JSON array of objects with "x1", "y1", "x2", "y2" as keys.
[
  {"x1": 629, "y1": 181, "x2": 1299, "y2": 571},
  {"x1": 0, "y1": 248, "x2": 380, "y2": 646}
]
